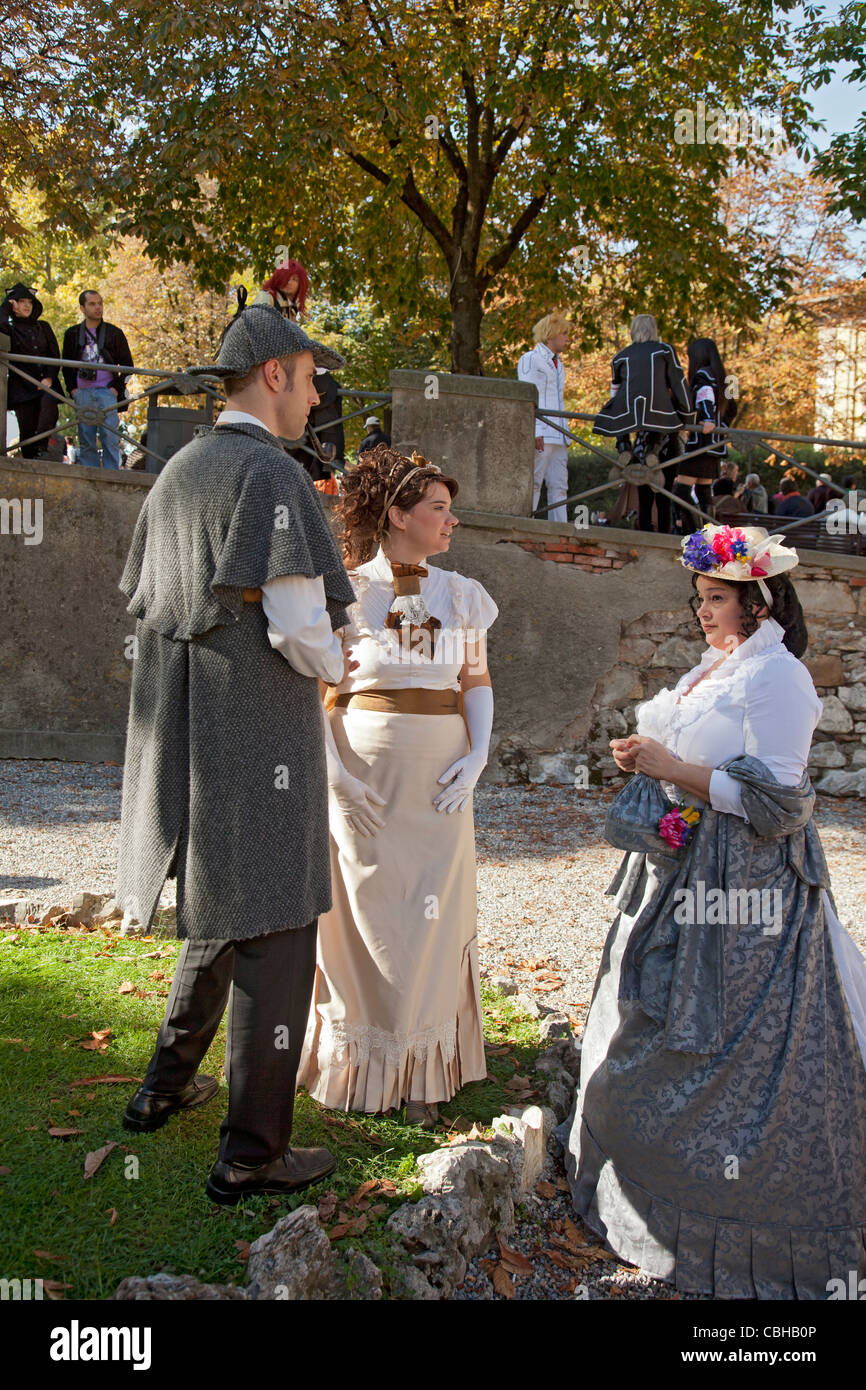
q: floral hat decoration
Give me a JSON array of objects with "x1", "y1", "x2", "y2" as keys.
[{"x1": 680, "y1": 524, "x2": 799, "y2": 609}]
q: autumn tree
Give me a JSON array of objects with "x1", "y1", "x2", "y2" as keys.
[
  {"x1": 77, "y1": 0, "x2": 817, "y2": 374},
  {"x1": 0, "y1": 0, "x2": 116, "y2": 241}
]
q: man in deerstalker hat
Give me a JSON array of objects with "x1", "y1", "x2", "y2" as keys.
[{"x1": 116, "y1": 305, "x2": 357, "y2": 1203}]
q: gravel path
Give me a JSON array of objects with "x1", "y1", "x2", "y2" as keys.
[{"x1": 3, "y1": 760, "x2": 865, "y2": 1301}]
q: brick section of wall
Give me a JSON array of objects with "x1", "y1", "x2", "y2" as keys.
[{"x1": 502, "y1": 536, "x2": 639, "y2": 574}]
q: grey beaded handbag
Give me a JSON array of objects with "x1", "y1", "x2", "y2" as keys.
[{"x1": 603, "y1": 773, "x2": 677, "y2": 854}]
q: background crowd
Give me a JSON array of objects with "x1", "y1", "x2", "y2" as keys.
[{"x1": 3, "y1": 269, "x2": 862, "y2": 532}]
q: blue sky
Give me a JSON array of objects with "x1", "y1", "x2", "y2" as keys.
[{"x1": 808, "y1": 61, "x2": 864, "y2": 147}]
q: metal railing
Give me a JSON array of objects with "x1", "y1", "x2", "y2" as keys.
[
  {"x1": 533, "y1": 405, "x2": 866, "y2": 550},
  {"x1": 2, "y1": 350, "x2": 221, "y2": 472},
  {"x1": 1, "y1": 343, "x2": 393, "y2": 475},
  {"x1": 3, "y1": 335, "x2": 863, "y2": 557}
]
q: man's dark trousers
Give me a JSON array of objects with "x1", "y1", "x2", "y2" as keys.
[{"x1": 141, "y1": 922, "x2": 318, "y2": 1166}]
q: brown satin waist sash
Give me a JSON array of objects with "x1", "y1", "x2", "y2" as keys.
[{"x1": 334, "y1": 688, "x2": 459, "y2": 715}]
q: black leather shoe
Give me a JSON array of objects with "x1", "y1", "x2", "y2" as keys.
[
  {"x1": 122, "y1": 1074, "x2": 219, "y2": 1132},
  {"x1": 206, "y1": 1146, "x2": 337, "y2": 1206}
]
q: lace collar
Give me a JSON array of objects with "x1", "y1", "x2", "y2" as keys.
[{"x1": 691, "y1": 616, "x2": 785, "y2": 683}]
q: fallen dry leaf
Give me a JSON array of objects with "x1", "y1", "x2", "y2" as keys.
[
  {"x1": 48, "y1": 1127, "x2": 82, "y2": 1138},
  {"x1": 349, "y1": 1179, "x2": 378, "y2": 1202},
  {"x1": 321, "y1": 1114, "x2": 385, "y2": 1147},
  {"x1": 33, "y1": 1250, "x2": 68, "y2": 1262},
  {"x1": 42, "y1": 1279, "x2": 72, "y2": 1300},
  {"x1": 563, "y1": 1217, "x2": 587, "y2": 1249},
  {"x1": 84, "y1": 1141, "x2": 119, "y2": 1180},
  {"x1": 106, "y1": 1208, "x2": 118, "y2": 1226},
  {"x1": 327, "y1": 1223, "x2": 350, "y2": 1241},
  {"x1": 533, "y1": 981, "x2": 563, "y2": 993},
  {"x1": 234, "y1": 1239, "x2": 250, "y2": 1263},
  {"x1": 69, "y1": 1075, "x2": 139, "y2": 1088},
  {"x1": 491, "y1": 1264, "x2": 515, "y2": 1299},
  {"x1": 498, "y1": 1237, "x2": 533, "y2": 1276},
  {"x1": 535, "y1": 1179, "x2": 556, "y2": 1199},
  {"x1": 117, "y1": 981, "x2": 136, "y2": 995},
  {"x1": 546, "y1": 1248, "x2": 586, "y2": 1271},
  {"x1": 553, "y1": 1176, "x2": 569, "y2": 1193},
  {"x1": 79, "y1": 1041, "x2": 109, "y2": 1052},
  {"x1": 317, "y1": 1189, "x2": 338, "y2": 1222},
  {"x1": 0, "y1": 1165, "x2": 10, "y2": 1175}
]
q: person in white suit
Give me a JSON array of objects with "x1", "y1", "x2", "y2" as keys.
[{"x1": 517, "y1": 311, "x2": 572, "y2": 523}]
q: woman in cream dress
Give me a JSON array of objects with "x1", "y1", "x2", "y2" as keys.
[{"x1": 298, "y1": 447, "x2": 498, "y2": 1126}]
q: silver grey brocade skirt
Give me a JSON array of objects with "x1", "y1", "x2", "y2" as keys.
[{"x1": 563, "y1": 849, "x2": 866, "y2": 1300}]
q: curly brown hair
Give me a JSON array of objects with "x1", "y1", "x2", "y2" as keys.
[
  {"x1": 689, "y1": 572, "x2": 808, "y2": 657},
  {"x1": 337, "y1": 445, "x2": 459, "y2": 568}
]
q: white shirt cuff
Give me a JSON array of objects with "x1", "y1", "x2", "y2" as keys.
[
  {"x1": 709, "y1": 769, "x2": 748, "y2": 820},
  {"x1": 260, "y1": 574, "x2": 344, "y2": 684}
]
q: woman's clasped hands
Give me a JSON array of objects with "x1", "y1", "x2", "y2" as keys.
[{"x1": 610, "y1": 735, "x2": 677, "y2": 780}]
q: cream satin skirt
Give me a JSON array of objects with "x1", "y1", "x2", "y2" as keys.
[{"x1": 297, "y1": 707, "x2": 486, "y2": 1112}]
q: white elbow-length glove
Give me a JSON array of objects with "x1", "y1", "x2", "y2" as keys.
[
  {"x1": 322, "y1": 707, "x2": 386, "y2": 837},
  {"x1": 434, "y1": 685, "x2": 494, "y2": 814}
]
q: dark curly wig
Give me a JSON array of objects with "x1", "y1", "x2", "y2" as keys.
[
  {"x1": 337, "y1": 444, "x2": 459, "y2": 568},
  {"x1": 689, "y1": 572, "x2": 808, "y2": 657}
]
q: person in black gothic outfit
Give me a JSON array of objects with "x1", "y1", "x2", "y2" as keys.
[
  {"x1": 594, "y1": 314, "x2": 694, "y2": 533},
  {"x1": 1, "y1": 283, "x2": 61, "y2": 457},
  {"x1": 673, "y1": 338, "x2": 738, "y2": 532}
]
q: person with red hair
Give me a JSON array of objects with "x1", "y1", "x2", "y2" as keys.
[{"x1": 254, "y1": 261, "x2": 309, "y2": 321}]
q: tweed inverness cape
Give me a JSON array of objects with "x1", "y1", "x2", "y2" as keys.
[{"x1": 115, "y1": 421, "x2": 356, "y2": 941}]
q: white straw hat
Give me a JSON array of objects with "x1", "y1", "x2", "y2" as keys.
[{"x1": 680, "y1": 523, "x2": 798, "y2": 609}]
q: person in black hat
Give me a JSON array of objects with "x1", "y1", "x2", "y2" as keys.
[
  {"x1": 116, "y1": 305, "x2": 358, "y2": 1203},
  {"x1": 1, "y1": 283, "x2": 61, "y2": 458}
]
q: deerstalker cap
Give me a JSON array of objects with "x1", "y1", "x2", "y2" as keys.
[{"x1": 188, "y1": 304, "x2": 345, "y2": 378}]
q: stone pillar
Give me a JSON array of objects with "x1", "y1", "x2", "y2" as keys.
[
  {"x1": 0, "y1": 332, "x2": 9, "y2": 455},
  {"x1": 389, "y1": 368, "x2": 536, "y2": 515}
]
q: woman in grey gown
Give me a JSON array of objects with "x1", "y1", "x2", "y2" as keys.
[{"x1": 563, "y1": 523, "x2": 866, "y2": 1300}]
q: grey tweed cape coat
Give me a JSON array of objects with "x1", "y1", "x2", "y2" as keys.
[{"x1": 115, "y1": 421, "x2": 356, "y2": 941}]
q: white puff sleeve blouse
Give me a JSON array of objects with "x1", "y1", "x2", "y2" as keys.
[{"x1": 634, "y1": 617, "x2": 823, "y2": 821}]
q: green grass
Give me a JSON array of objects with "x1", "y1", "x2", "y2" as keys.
[{"x1": 0, "y1": 924, "x2": 544, "y2": 1299}]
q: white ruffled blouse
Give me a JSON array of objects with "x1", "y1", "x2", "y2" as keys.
[
  {"x1": 635, "y1": 617, "x2": 823, "y2": 820},
  {"x1": 333, "y1": 546, "x2": 499, "y2": 694}
]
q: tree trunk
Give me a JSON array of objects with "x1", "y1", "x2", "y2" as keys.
[{"x1": 449, "y1": 272, "x2": 484, "y2": 375}]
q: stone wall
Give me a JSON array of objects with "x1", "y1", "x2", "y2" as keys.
[
  {"x1": 0, "y1": 455, "x2": 155, "y2": 762},
  {"x1": 2, "y1": 455, "x2": 865, "y2": 795}
]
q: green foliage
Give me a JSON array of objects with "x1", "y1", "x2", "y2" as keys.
[
  {"x1": 801, "y1": 2, "x2": 866, "y2": 221},
  {"x1": 0, "y1": 926, "x2": 543, "y2": 1299},
  {"x1": 63, "y1": 0, "x2": 820, "y2": 371}
]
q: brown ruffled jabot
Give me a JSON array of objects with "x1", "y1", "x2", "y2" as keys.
[{"x1": 384, "y1": 562, "x2": 441, "y2": 657}]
